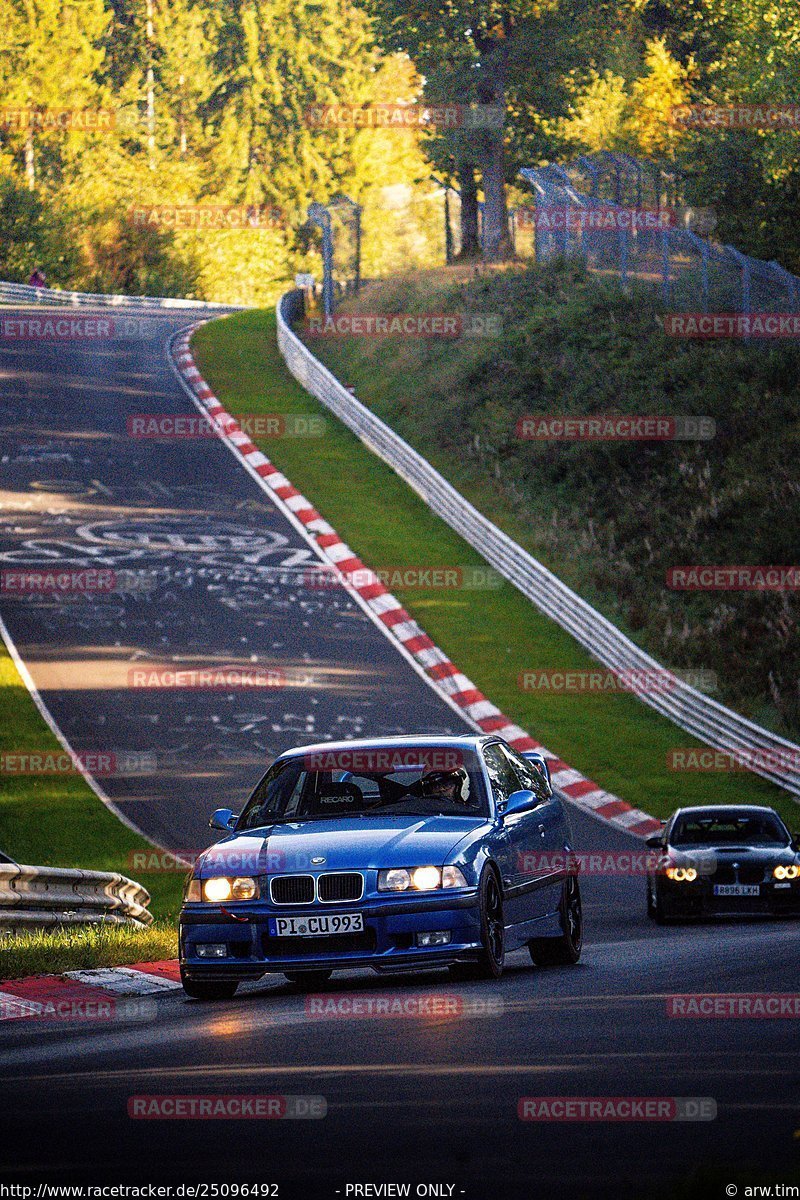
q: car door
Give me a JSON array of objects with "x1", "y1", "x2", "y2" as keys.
[
  {"x1": 502, "y1": 744, "x2": 570, "y2": 920},
  {"x1": 482, "y1": 741, "x2": 542, "y2": 927}
]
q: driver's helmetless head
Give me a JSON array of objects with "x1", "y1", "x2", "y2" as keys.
[{"x1": 421, "y1": 767, "x2": 471, "y2": 805}]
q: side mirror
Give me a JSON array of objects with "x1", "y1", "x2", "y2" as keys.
[
  {"x1": 501, "y1": 789, "x2": 538, "y2": 818},
  {"x1": 645, "y1": 834, "x2": 663, "y2": 849},
  {"x1": 209, "y1": 807, "x2": 237, "y2": 832}
]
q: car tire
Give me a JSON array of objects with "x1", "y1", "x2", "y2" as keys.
[
  {"x1": 283, "y1": 970, "x2": 333, "y2": 989},
  {"x1": 646, "y1": 882, "x2": 656, "y2": 919},
  {"x1": 450, "y1": 867, "x2": 505, "y2": 981},
  {"x1": 528, "y1": 875, "x2": 583, "y2": 966},
  {"x1": 180, "y1": 969, "x2": 239, "y2": 1000},
  {"x1": 475, "y1": 867, "x2": 506, "y2": 979},
  {"x1": 653, "y1": 888, "x2": 671, "y2": 925}
]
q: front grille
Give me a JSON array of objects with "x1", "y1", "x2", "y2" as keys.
[
  {"x1": 270, "y1": 875, "x2": 315, "y2": 905},
  {"x1": 711, "y1": 863, "x2": 764, "y2": 885},
  {"x1": 262, "y1": 929, "x2": 376, "y2": 957},
  {"x1": 318, "y1": 872, "x2": 363, "y2": 903}
]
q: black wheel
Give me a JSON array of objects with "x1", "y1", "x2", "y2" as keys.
[
  {"x1": 475, "y1": 867, "x2": 506, "y2": 978},
  {"x1": 529, "y1": 875, "x2": 583, "y2": 966},
  {"x1": 646, "y1": 881, "x2": 656, "y2": 919},
  {"x1": 447, "y1": 868, "x2": 505, "y2": 981},
  {"x1": 283, "y1": 970, "x2": 333, "y2": 989},
  {"x1": 653, "y1": 887, "x2": 671, "y2": 925},
  {"x1": 180, "y1": 968, "x2": 239, "y2": 1000}
]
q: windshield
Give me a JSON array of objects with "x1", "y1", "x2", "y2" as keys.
[
  {"x1": 671, "y1": 811, "x2": 789, "y2": 848},
  {"x1": 238, "y1": 745, "x2": 489, "y2": 829}
]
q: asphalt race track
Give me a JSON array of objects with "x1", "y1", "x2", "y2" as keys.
[
  {"x1": 1, "y1": 308, "x2": 798, "y2": 1199},
  {"x1": 0, "y1": 307, "x2": 466, "y2": 848}
]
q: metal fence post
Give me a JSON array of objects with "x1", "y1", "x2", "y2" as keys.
[
  {"x1": 726, "y1": 246, "x2": 751, "y2": 316},
  {"x1": 769, "y1": 260, "x2": 798, "y2": 311},
  {"x1": 661, "y1": 231, "x2": 670, "y2": 304},
  {"x1": 307, "y1": 203, "x2": 334, "y2": 317},
  {"x1": 354, "y1": 203, "x2": 362, "y2": 293},
  {"x1": 619, "y1": 227, "x2": 629, "y2": 290}
]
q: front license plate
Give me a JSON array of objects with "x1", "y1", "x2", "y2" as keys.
[
  {"x1": 713, "y1": 884, "x2": 760, "y2": 897},
  {"x1": 269, "y1": 912, "x2": 364, "y2": 937}
]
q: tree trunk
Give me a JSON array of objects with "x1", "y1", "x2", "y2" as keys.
[
  {"x1": 481, "y1": 138, "x2": 511, "y2": 260},
  {"x1": 477, "y1": 42, "x2": 512, "y2": 261},
  {"x1": 25, "y1": 129, "x2": 35, "y2": 191},
  {"x1": 457, "y1": 163, "x2": 481, "y2": 259}
]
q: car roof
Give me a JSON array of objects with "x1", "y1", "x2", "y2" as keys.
[
  {"x1": 275, "y1": 734, "x2": 498, "y2": 760},
  {"x1": 670, "y1": 805, "x2": 780, "y2": 818}
]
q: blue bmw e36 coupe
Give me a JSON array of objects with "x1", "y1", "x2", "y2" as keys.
[{"x1": 179, "y1": 734, "x2": 582, "y2": 998}]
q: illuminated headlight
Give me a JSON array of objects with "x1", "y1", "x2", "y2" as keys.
[
  {"x1": 203, "y1": 877, "x2": 232, "y2": 903},
  {"x1": 665, "y1": 866, "x2": 698, "y2": 882},
  {"x1": 198, "y1": 876, "x2": 260, "y2": 903},
  {"x1": 774, "y1": 865, "x2": 800, "y2": 880},
  {"x1": 379, "y1": 866, "x2": 448, "y2": 892}
]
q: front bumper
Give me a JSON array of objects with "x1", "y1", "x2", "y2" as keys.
[
  {"x1": 656, "y1": 878, "x2": 800, "y2": 918},
  {"x1": 179, "y1": 889, "x2": 481, "y2": 979}
]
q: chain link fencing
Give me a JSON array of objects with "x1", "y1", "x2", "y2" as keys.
[{"x1": 517, "y1": 151, "x2": 800, "y2": 315}]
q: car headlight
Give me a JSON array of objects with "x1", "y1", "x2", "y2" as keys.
[
  {"x1": 378, "y1": 867, "x2": 439, "y2": 891},
  {"x1": 442, "y1": 866, "x2": 468, "y2": 888},
  {"x1": 774, "y1": 865, "x2": 800, "y2": 880},
  {"x1": 665, "y1": 866, "x2": 698, "y2": 882},
  {"x1": 196, "y1": 876, "x2": 259, "y2": 902}
]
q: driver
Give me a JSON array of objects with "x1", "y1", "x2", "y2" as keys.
[{"x1": 418, "y1": 767, "x2": 472, "y2": 807}]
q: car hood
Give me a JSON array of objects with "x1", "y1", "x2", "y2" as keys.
[
  {"x1": 197, "y1": 815, "x2": 489, "y2": 876},
  {"x1": 669, "y1": 845, "x2": 798, "y2": 867}
]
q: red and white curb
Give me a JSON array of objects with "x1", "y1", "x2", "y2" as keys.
[
  {"x1": 0, "y1": 960, "x2": 181, "y2": 1021},
  {"x1": 169, "y1": 327, "x2": 662, "y2": 841}
]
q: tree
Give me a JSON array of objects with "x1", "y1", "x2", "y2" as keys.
[{"x1": 0, "y1": 0, "x2": 109, "y2": 189}]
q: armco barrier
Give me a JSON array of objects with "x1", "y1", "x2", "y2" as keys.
[
  {"x1": 0, "y1": 279, "x2": 234, "y2": 310},
  {"x1": 277, "y1": 289, "x2": 800, "y2": 801},
  {"x1": 0, "y1": 864, "x2": 153, "y2": 935}
]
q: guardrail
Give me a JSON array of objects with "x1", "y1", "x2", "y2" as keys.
[
  {"x1": 277, "y1": 289, "x2": 800, "y2": 801},
  {"x1": 0, "y1": 864, "x2": 153, "y2": 935},
  {"x1": 0, "y1": 279, "x2": 234, "y2": 309}
]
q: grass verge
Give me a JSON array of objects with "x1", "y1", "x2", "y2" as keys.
[
  {"x1": 191, "y1": 307, "x2": 800, "y2": 833},
  {"x1": 0, "y1": 921, "x2": 177, "y2": 981}
]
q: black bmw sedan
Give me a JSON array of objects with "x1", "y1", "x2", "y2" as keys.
[{"x1": 645, "y1": 805, "x2": 800, "y2": 922}]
